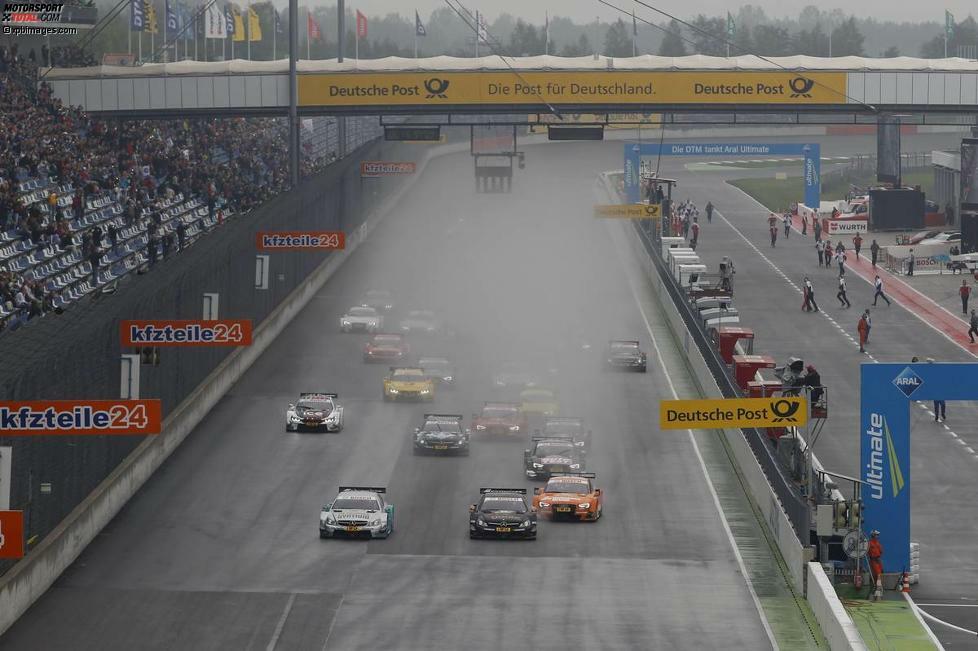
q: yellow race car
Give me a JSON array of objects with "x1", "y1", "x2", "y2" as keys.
[
  {"x1": 519, "y1": 387, "x2": 558, "y2": 417},
  {"x1": 383, "y1": 367, "x2": 435, "y2": 402}
]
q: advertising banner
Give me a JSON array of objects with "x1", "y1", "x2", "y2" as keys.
[
  {"x1": 120, "y1": 319, "x2": 253, "y2": 347},
  {"x1": 594, "y1": 204, "x2": 661, "y2": 219},
  {"x1": 359, "y1": 161, "x2": 417, "y2": 177},
  {"x1": 876, "y1": 114, "x2": 902, "y2": 184},
  {"x1": 0, "y1": 400, "x2": 162, "y2": 436},
  {"x1": 299, "y1": 71, "x2": 847, "y2": 108},
  {"x1": 961, "y1": 138, "x2": 978, "y2": 211},
  {"x1": 826, "y1": 220, "x2": 868, "y2": 234},
  {"x1": 256, "y1": 231, "x2": 345, "y2": 251},
  {"x1": 659, "y1": 397, "x2": 807, "y2": 429},
  {"x1": 0, "y1": 511, "x2": 24, "y2": 559}
]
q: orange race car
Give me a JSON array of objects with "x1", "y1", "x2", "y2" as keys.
[{"x1": 531, "y1": 472, "x2": 602, "y2": 521}]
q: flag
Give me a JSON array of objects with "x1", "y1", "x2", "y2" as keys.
[
  {"x1": 545, "y1": 11, "x2": 549, "y2": 45},
  {"x1": 945, "y1": 10, "x2": 955, "y2": 38},
  {"x1": 274, "y1": 8, "x2": 282, "y2": 34},
  {"x1": 130, "y1": 0, "x2": 145, "y2": 31},
  {"x1": 224, "y1": 4, "x2": 235, "y2": 38},
  {"x1": 232, "y1": 5, "x2": 245, "y2": 41},
  {"x1": 476, "y1": 11, "x2": 487, "y2": 43},
  {"x1": 248, "y1": 6, "x2": 262, "y2": 41},
  {"x1": 415, "y1": 10, "x2": 425, "y2": 37},
  {"x1": 726, "y1": 12, "x2": 735, "y2": 39},
  {"x1": 206, "y1": 4, "x2": 226, "y2": 38},
  {"x1": 307, "y1": 10, "x2": 321, "y2": 40},
  {"x1": 165, "y1": 0, "x2": 177, "y2": 33},
  {"x1": 145, "y1": 0, "x2": 158, "y2": 34},
  {"x1": 179, "y1": 3, "x2": 193, "y2": 40},
  {"x1": 356, "y1": 9, "x2": 367, "y2": 39}
]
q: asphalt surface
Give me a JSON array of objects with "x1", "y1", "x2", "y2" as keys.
[
  {"x1": 661, "y1": 132, "x2": 978, "y2": 649},
  {"x1": 2, "y1": 142, "x2": 776, "y2": 650}
]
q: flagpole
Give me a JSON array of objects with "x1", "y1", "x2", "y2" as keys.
[
  {"x1": 273, "y1": 11, "x2": 276, "y2": 60},
  {"x1": 139, "y1": 31, "x2": 142, "y2": 62},
  {"x1": 194, "y1": 10, "x2": 198, "y2": 61},
  {"x1": 247, "y1": 2, "x2": 251, "y2": 60},
  {"x1": 474, "y1": 10, "x2": 479, "y2": 57},
  {"x1": 306, "y1": 9, "x2": 310, "y2": 60}
]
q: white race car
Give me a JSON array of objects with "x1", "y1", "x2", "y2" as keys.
[
  {"x1": 320, "y1": 486, "x2": 394, "y2": 539},
  {"x1": 286, "y1": 393, "x2": 344, "y2": 432},
  {"x1": 340, "y1": 305, "x2": 384, "y2": 333}
]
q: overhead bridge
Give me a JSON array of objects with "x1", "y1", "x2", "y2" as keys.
[{"x1": 42, "y1": 54, "x2": 978, "y2": 121}]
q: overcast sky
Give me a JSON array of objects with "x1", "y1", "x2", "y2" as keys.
[{"x1": 345, "y1": 1, "x2": 958, "y2": 25}]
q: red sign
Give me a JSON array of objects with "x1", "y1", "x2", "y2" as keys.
[
  {"x1": 256, "y1": 231, "x2": 345, "y2": 251},
  {"x1": 0, "y1": 512, "x2": 24, "y2": 559},
  {"x1": 120, "y1": 319, "x2": 253, "y2": 347},
  {"x1": 0, "y1": 400, "x2": 162, "y2": 436},
  {"x1": 356, "y1": 9, "x2": 367, "y2": 38},
  {"x1": 360, "y1": 161, "x2": 416, "y2": 177}
]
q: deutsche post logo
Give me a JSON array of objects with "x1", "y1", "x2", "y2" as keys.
[
  {"x1": 424, "y1": 78, "x2": 450, "y2": 99},
  {"x1": 788, "y1": 76, "x2": 815, "y2": 98},
  {"x1": 770, "y1": 398, "x2": 802, "y2": 423}
]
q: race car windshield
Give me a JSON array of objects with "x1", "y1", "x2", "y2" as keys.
[
  {"x1": 480, "y1": 497, "x2": 527, "y2": 513},
  {"x1": 535, "y1": 443, "x2": 575, "y2": 456},
  {"x1": 546, "y1": 481, "x2": 589, "y2": 494},
  {"x1": 423, "y1": 422, "x2": 461, "y2": 433},
  {"x1": 545, "y1": 422, "x2": 582, "y2": 435},
  {"x1": 297, "y1": 400, "x2": 333, "y2": 411},
  {"x1": 348, "y1": 307, "x2": 376, "y2": 317},
  {"x1": 373, "y1": 335, "x2": 402, "y2": 344},
  {"x1": 332, "y1": 497, "x2": 380, "y2": 511},
  {"x1": 393, "y1": 370, "x2": 424, "y2": 378},
  {"x1": 481, "y1": 407, "x2": 517, "y2": 418}
]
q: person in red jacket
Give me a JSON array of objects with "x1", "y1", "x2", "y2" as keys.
[
  {"x1": 960, "y1": 280, "x2": 971, "y2": 315},
  {"x1": 858, "y1": 311, "x2": 870, "y2": 353},
  {"x1": 868, "y1": 530, "x2": 884, "y2": 588}
]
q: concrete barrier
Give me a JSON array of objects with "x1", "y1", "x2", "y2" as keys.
[
  {"x1": 0, "y1": 141, "x2": 462, "y2": 637},
  {"x1": 806, "y1": 563, "x2": 868, "y2": 651}
]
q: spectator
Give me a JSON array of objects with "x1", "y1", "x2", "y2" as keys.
[
  {"x1": 870, "y1": 239, "x2": 880, "y2": 267},
  {"x1": 147, "y1": 234, "x2": 158, "y2": 266},
  {"x1": 961, "y1": 280, "x2": 971, "y2": 315},
  {"x1": 107, "y1": 223, "x2": 119, "y2": 253},
  {"x1": 858, "y1": 311, "x2": 870, "y2": 353},
  {"x1": 176, "y1": 220, "x2": 187, "y2": 250}
]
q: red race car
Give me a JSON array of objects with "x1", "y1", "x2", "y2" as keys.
[
  {"x1": 532, "y1": 472, "x2": 602, "y2": 521},
  {"x1": 471, "y1": 401, "x2": 528, "y2": 437},
  {"x1": 363, "y1": 333, "x2": 411, "y2": 363}
]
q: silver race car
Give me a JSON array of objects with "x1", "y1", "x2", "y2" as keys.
[
  {"x1": 340, "y1": 305, "x2": 383, "y2": 333},
  {"x1": 285, "y1": 393, "x2": 344, "y2": 432},
  {"x1": 320, "y1": 486, "x2": 394, "y2": 539}
]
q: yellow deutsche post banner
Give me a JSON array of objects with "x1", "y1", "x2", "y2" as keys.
[
  {"x1": 659, "y1": 397, "x2": 808, "y2": 429},
  {"x1": 298, "y1": 71, "x2": 848, "y2": 108},
  {"x1": 594, "y1": 204, "x2": 661, "y2": 218}
]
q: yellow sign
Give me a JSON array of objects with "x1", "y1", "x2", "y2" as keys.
[
  {"x1": 529, "y1": 112, "x2": 662, "y2": 133},
  {"x1": 298, "y1": 71, "x2": 848, "y2": 108},
  {"x1": 594, "y1": 204, "x2": 661, "y2": 218},
  {"x1": 659, "y1": 397, "x2": 808, "y2": 429}
]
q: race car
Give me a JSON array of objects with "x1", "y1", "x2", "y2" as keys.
[
  {"x1": 471, "y1": 401, "x2": 528, "y2": 437},
  {"x1": 532, "y1": 472, "x2": 602, "y2": 521},
  {"x1": 383, "y1": 367, "x2": 435, "y2": 401},
  {"x1": 340, "y1": 305, "x2": 383, "y2": 333},
  {"x1": 541, "y1": 416, "x2": 592, "y2": 450},
  {"x1": 285, "y1": 393, "x2": 344, "y2": 432},
  {"x1": 469, "y1": 488, "x2": 537, "y2": 540},
  {"x1": 319, "y1": 486, "x2": 393, "y2": 539},
  {"x1": 524, "y1": 436, "x2": 586, "y2": 480},
  {"x1": 519, "y1": 387, "x2": 559, "y2": 418},
  {"x1": 418, "y1": 356, "x2": 456, "y2": 387},
  {"x1": 362, "y1": 289, "x2": 394, "y2": 313},
  {"x1": 492, "y1": 361, "x2": 541, "y2": 390},
  {"x1": 399, "y1": 309, "x2": 444, "y2": 335},
  {"x1": 363, "y1": 333, "x2": 411, "y2": 363},
  {"x1": 413, "y1": 413, "x2": 470, "y2": 455},
  {"x1": 605, "y1": 340, "x2": 647, "y2": 372}
]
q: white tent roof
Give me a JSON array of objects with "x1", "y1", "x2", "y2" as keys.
[{"x1": 42, "y1": 54, "x2": 978, "y2": 79}]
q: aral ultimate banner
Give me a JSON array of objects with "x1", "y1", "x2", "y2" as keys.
[{"x1": 861, "y1": 363, "x2": 978, "y2": 572}]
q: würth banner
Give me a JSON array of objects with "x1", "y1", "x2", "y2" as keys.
[
  {"x1": 256, "y1": 231, "x2": 345, "y2": 251},
  {"x1": 360, "y1": 161, "x2": 417, "y2": 177},
  {"x1": 0, "y1": 400, "x2": 162, "y2": 436},
  {"x1": 120, "y1": 320, "x2": 253, "y2": 346}
]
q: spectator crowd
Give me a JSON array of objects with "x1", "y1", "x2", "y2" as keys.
[{"x1": 0, "y1": 43, "x2": 335, "y2": 333}]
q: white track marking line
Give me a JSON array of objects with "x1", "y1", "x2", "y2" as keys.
[
  {"x1": 266, "y1": 592, "x2": 297, "y2": 651},
  {"x1": 605, "y1": 220, "x2": 779, "y2": 651}
]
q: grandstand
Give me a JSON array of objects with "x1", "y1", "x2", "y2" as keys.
[{"x1": 0, "y1": 44, "x2": 381, "y2": 334}]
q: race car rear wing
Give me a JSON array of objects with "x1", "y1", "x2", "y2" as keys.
[
  {"x1": 480, "y1": 487, "x2": 527, "y2": 494},
  {"x1": 388, "y1": 367, "x2": 425, "y2": 372},
  {"x1": 550, "y1": 472, "x2": 596, "y2": 479},
  {"x1": 338, "y1": 486, "x2": 387, "y2": 494},
  {"x1": 424, "y1": 413, "x2": 462, "y2": 421},
  {"x1": 531, "y1": 436, "x2": 575, "y2": 442}
]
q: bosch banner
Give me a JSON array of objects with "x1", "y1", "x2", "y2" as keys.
[
  {"x1": 360, "y1": 161, "x2": 417, "y2": 177},
  {"x1": 861, "y1": 363, "x2": 978, "y2": 572},
  {"x1": 0, "y1": 400, "x2": 162, "y2": 436},
  {"x1": 120, "y1": 319, "x2": 253, "y2": 347},
  {"x1": 0, "y1": 511, "x2": 24, "y2": 559},
  {"x1": 256, "y1": 231, "x2": 345, "y2": 251}
]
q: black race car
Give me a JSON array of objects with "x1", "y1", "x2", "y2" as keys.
[
  {"x1": 413, "y1": 413, "x2": 470, "y2": 455},
  {"x1": 524, "y1": 436, "x2": 586, "y2": 480},
  {"x1": 540, "y1": 416, "x2": 592, "y2": 450},
  {"x1": 605, "y1": 340, "x2": 648, "y2": 372},
  {"x1": 469, "y1": 488, "x2": 537, "y2": 540}
]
